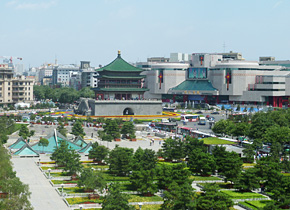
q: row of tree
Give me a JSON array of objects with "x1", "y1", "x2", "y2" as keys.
[
  {"x1": 34, "y1": 86, "x2": 95, "y2": 103},
  {"x1": 0, "y1": 145, "x2": 32, "y2": 209}
]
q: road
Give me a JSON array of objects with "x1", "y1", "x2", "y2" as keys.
[{"x1": 12, "y1": 157, "x2": 70, "y2": 210}]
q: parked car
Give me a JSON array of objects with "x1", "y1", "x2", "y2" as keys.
[
  {"x1": 211, "y1": 111, "x2": 220, "y2": 115},
  {"x1": 168, "y1": 118, "x2": 177, "y2": 122},
  {"x1": 195, "y1": 111, "x2": 203, "y2": 114}
]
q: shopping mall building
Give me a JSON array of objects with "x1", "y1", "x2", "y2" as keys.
[{"x1": 149, "y1": 53, "x2": 290, "y2": 107}]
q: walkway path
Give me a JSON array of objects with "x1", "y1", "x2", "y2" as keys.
[{"x1": 12, "y1": 157, "x2": 70, "y2": 210}]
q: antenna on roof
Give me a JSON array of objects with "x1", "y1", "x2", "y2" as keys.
[{"x1": 223, "y1": 41, "x2": 226, "y2": 53}]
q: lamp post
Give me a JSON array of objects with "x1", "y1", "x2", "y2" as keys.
[
  {"x1": 61, "y1": 183, "x2": 64, "y2": 196},
  {"x1": 138, "y1": 202, "x2": 143, "y2": 210},
  {"x1": 48, "y1": 168, "x2": 51, "y2": 179},
  {"x1": 38, "y1": 158, "x2": 41, "y2": 166}
]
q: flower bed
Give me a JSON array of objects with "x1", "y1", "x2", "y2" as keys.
[
  {"x1": 132, "y1": 204, "x2": 162, "y2": 210},
  {"x1": 66, "y1": 197, "x2": 103, "y2": 205},
  {"x1": 220, "y1": 190, "x2": 266, "y2": 199}
]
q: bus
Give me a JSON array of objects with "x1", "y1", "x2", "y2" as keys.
[
  {"x1": 180, "y1": 114, "x2": 199, "y2": 122},
  {"x1": 198, "y1": 117, "x2": 206, "y2": 125},
  {"x1": 155, "y1": 122, "x2": 178, "y2": 132}
]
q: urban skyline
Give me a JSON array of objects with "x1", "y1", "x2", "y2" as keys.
[{"x1": 0, "y1": 0, "x2": 289, "y2": 69}]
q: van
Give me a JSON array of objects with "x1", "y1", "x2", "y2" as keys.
[{"x1": 161, "y1": 118, "x2": 169, "y2": 123}]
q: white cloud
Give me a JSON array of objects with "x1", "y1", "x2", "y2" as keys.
[{"x1": 6, "y1": 0, "x2": 57, "y2": 10}]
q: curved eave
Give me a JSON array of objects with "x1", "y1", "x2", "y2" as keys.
[
  {"x1": 101, "y1": 75, "x2": 146, "y2": 79},
  {"x1": 92, "y1": 88, "x2": 149, "y2": 92}
]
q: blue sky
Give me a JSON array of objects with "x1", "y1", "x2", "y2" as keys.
[{"x1": 0, "y1": 0, "x2": 289, "y2": 69}]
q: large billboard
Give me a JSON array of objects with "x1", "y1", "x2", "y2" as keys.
[{"x1": 188, "y1": 68, "x2": 207, "y2": 79}]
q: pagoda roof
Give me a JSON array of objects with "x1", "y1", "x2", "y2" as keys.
[
  {"x1": 95, "y1": 88, "x2": 149, "y2": 92},
  {"x1": 9, "y1": 137, "x2": 26, "y2": 150},
  {"x1": 73, "y1": 136, "x2": 88, "y2": 147},
  {"x1": 101, "y1": 75, "x2": 146, "y2": 79},
  {"x1": 97, "y1": 51, "x2": 143, "y2": 72},
  {"x1": 14, "y1": 143, "x2": 39, "y2": 157},
  {"x1": 31, "y1": 129, "x2": 81, "y2": 153},
  {"x1": 78, "y1": 142, "x2": 93, "y2": 154}
]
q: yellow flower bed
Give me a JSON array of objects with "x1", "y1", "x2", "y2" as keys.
[
  {"x1": 72, "y1": 111, "x2": 180, "y2": 119},
  {"x1": 133, "y1": 204, "x2": 161, "y2": 210}
]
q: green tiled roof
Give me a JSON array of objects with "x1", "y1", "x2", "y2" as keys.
[
  {"x1": 102, "y1": 75, "x2": 146, "y2": 79},
  {"x1": 95, "y1": 88, "x2": 149, "y2": 92},
  {"x1": 9, "y1": 137, "x2": 26, "y2": 150},
  {"x1": 97, "y1": 52, "x2": 143, "y2": 72},
  {"x1": 73, "y1": 136, "x2": 88, "y2": 147},
  {"x1": 171, "y1": 80, "x2": 217, "y2": 91},
  {"x1": 78, "y1": 142, "x2": 93, "y2": 154},
  {"x1": 14, "y1": 144, "x2": 39, "y2": 156},
  {"x1": 31, "y1": 130, "x2": 81, "y2": 153}
]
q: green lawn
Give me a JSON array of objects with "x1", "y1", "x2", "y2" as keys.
[
  {"x1": 239, "y1": 200, "x2": 272, "y2": 210},
  {"x1": 58, "y1": 187, "x2": 86, "y2": 194},
  {"x1": 190, "y1": 175, "x2": 222, "y2": 181},
  {"x1": 201, "y1": 137, "x2": 236, "y2": 145},
  {"x1": 128, "y1": 194, "x2": 163, "y2": 202},
  {"x1": 51, "y1": 180, "x2": 78, "y2": 184},
  {"x1": 221, "y1": 190, "x2": 266, "y2": 199},
  {"x1": 9, "y1": 123, "x2": 28, "y2": 134},
  {"x1": 103, "y1": 171, "x2": 130, "y2": 181}
]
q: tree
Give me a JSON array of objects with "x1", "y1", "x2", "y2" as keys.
[
  {"x1": 64, "y1": 149, "x2": 82, "y2": 175},
  {"x1": 18, "y1": 125, "x2": 31, "y2": 140},
  {"x1": 231, "y1": 122, "x2": 249, "y2": 137},
  {"x1": 184, "y1": 136, "x2": 206, "y2": 156},
  {"x1": 107, "y1": 146, "x2": 134, "y2": 176},
  {"x1": 130, "y1": 169, "x2": 157, "y2": 195},
  {"x1": 242, "y1": 144, "x2": 255, "y2": 163},
  {"x1": 89, "y1": 143, "x2": 109, "y2": 163},
  {"x1": 78, "y1": 168, "x2": 106, "y2": 193},
  {"x1": 121, "y1": 121, "x2": 135, "y2": 138},
  {"x1": 235, "y1": 168, "x2": 260, "y2": 192},
  {"x1": 50, "y1": 140, "x2": 82, "y2": 175},
  {"x1": 57, "y1": 122, "x2": 68, "y2": 137},
  {"x1": 131, "y1": 147, "x2": 157, "y2": 171},
  {"x1": 188, "y1": 150, "x2": 216, "y2": 176},
  {"x1": 38, "y1": 138, "x2": 49, "y2": 153},
  {"x1": 157, "y1": 163, "x2": 191, "y2": 190},
  {"x1": 103, "y1": 119, "x2": 121, "y2": 139},
  {"x1": 102, "y1": 183, "x2": 134, "y2": 210},
  {"x1": 196, "y1": 183, "x2": 233, "y2": 210},
  {"x1": 161, "y1": 138, "x2": 185, "y2": 160},
  {"x1": 212, "y1": 146, "x2": 243, "y2": 183},
  {"x1": 50, "y1": 140, "x2": 71, "y2": 167},
  {"x1": 0, "y1": 145, "x2": 32, "y2": 210},
  {"x1": 71, "y1": 121, "x2": 85, "y2": 137},
  {"x1": 161, "y1": 181, "x2": 195, "y2": 210},
  {"x1": 212, "y1": 119, "x2": 231, "y2": 135}
]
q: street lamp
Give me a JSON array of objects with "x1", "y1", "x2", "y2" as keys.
[
  {"x1": 61, "y1": 183, "x2": 64, "y2": 196},
  {"x1": 48, "y1": 168, "x2": 51, "y2": 179},
  {"x1": 79, "y1": 205, "x2": 83, "y2": 210},
  {"x1": 38, "y1": 158, "x2": 41, "y2": 166},
  {"x1": 138, "y1": 202, "x2": 143, "y2": 210}
]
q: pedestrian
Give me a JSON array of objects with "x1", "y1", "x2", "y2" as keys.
[{"x1": 159, "y1": 140, "x2": 161, "y2": 145}]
